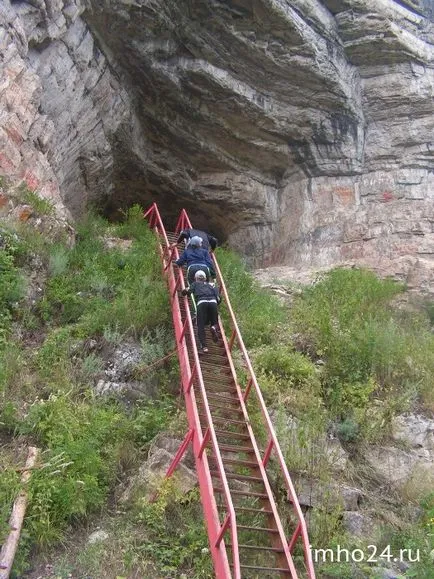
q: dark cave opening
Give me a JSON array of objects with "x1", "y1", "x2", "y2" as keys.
[{"x1": 100, "y1": 187, "x2": 228, "y2": 243}]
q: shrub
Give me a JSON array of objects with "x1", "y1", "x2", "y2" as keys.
[
  {"x1": 16, "y1": 184, "x2": 54, "y2": 215},
  {"x1": 18, "y1": 392, "x2": 175, "y2": 548},
  {"x1": 255, "y1": 345, "x2": 319, "y2": 387},
  {"x1": 48, "y1": 245, "x2": 69, "y2": 276},
  {"x1": 216, "y1": 248, "x2": 285, "y2": 346},
  {"x1": 290, "y1": 268, "x2": 434, "y2": 412},
  {"x1": 0, "y1": 236, "x2": 26, "y2": 347},
  {"x1": 130, "y1": 398, "x2": 176, "y2": 447},
  {"x1": 140, "y1": 325, "x2": 174, "y2": 365}
]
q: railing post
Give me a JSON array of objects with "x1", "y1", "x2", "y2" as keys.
[
  {"x1": 172, "y1": 275, "x2": 181, "y2": 297},
  {"x1": 198, "y1": 428, "x2": 210, "y2": 458},
  {"x1": 179, "y1": 318, "x2": 188, "y2": 343},
  {"x1": 186, "y1": 364, "x2": 196, "y2": 393},
  {"x1": 150, "y1": 429, "x2": 195, "y2": 503},
  {"x1": 215, "y1": 513, "x2": 231, "y2": 548},
  {"x1": 262, "y1": 438, "x2": 274, "y2": 467},
  {"x1": 165, "y1": 428, "x2": 195, "y2": 479},
  {"x1": 288, "y1": 522, "x2": 301, "y2": 554},
  {"x1": 165, "y1": 252, "x2": 175, "y2": 272},
  {"x1": 243, "y1": 377, "x2": 253, "y2": 402}
]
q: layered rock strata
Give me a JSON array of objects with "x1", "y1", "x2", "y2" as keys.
[{"x1": 0, "y1": 1, "x2": 433, "y2": 288}]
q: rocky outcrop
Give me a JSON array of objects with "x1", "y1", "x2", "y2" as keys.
[
  {"x1": 1, "y1": 1, "x2": 433, "y2": 289},
  {"x1": 119, "y1": 433, "x2": 197, "y2": 504},
  {"x1": 363, "y1": 414, "x2": 434, "y2": 495}
]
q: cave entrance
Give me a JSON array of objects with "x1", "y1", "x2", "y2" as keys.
[{"x1": 100, "y1": 188, "x2": 228, "y2": 245}]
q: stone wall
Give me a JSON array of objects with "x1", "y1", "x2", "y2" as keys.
[{"x1": 0, "y1": 0, "x2": 433, "y2": 290}]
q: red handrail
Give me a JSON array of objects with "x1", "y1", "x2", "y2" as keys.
[
  {"x1": 213, "y1": 257, "x2": 316, "y2": 576},
  {"x1": 174, "y1": 208, "x2": 316, "y2": 578},
  {"x1": 144, "y1": 204, "x2": 240, "y2": 578}
]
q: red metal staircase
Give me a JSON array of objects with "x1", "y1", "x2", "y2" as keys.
[{"x1": 144, "y1": 203, "x2": 315, "y2": 579}]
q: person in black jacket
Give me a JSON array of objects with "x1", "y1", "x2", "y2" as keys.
[
  {"x1": 181, "y1": 270, "x2": 221, "y2": 353},
  {"x1": 174, "y1": 236, "x2": 216, "y2": 283},
  {"x1": 176, "y1": 228, "x2": 218, "y2": 251}
]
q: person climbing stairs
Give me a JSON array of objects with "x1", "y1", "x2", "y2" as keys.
[{"x1": 144, "y1": 203, "x2": 315, "y2": 579}]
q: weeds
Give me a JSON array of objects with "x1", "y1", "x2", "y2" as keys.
[
  {"x1": 0, "y1": 239, "x2": 25, "y2": 346},
  {"x1": 290, "y1": 268, "x2": 434, "y2": 417},
  {"x1": 135, "y1": 481, "x2": 213, "y2": 577},
  {"x1": 217, "y1": 248, "x2": 285, "y2": 346},
  {"x1": 48, "y1": 245, "x2": 69, "y2": 276},
  {"x1": 15, "y1": 183, "x2": 54, "y2": 215},
  {"x1": 0, "y1": 467, "x2": 20, "y2": 542},
  {"x1": 140, "y1": 325, "x2": 174, "y2": 365},
  {"x1": 1, "y1": 207, "x2": 180, "y2": 577}
]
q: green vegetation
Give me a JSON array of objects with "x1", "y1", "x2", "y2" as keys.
[
  {"x1": 217, "y1": 248, "x2": 285, "y2": 346},
  {"x1": 134, "y1": 482, "x2": 213, "y2": 577},
  {"x1": 15, "y1": 183, "x2": 54, "y2": 215},
  {"x1": 0, "y1": 227, "x2": 26, "y2": 346},
  {"x1": 290, "y1": 268, "x2": 434, "y2": 420},
  {"x1": 2, "y1": 203, "x2": 434, "y2": 578},
  {"x1": 218, "y1": 261, "x2": 434, "y2": 442},
  {"x1": 218, "y1": 255, "x2": 434, "y2": 577},
  {"x1": 38, "y1": 209, "x2": 169, "y2": 334},
  {"x1": 0, "y1": 206, "x2": 184, "y2": 577}
]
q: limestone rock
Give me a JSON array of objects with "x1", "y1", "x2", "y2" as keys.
[
  {"x1": 119, "y1": 436, "x2": 197, "y2": 504},
  {"x1": 87, "y1": 529, "x2": 109, "y2": 544},
  {"x1": 364, "y1": 445, "x2": 434, "y2": 486},
  {"x1": 272, "y1": 411, "x2": 349, "y2": 473},
  {"x1": 1, "y1": 0, "x2": 433, "y2": 293},
  {"x1": 294, "y1": 476, "x2": 363, "y2": 511},
  {"x1": 342, "y1": 510, "x2": 379, "y2": 540},
  {"x1": 392, "y1": 413, "x2": 434, "y2": 450}
]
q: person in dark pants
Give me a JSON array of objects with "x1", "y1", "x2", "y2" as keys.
[
  {"x1": 174, "y1": 236, "x2": 216, "y2": 284},
  {"x1": 176, "y1": 228, "x2": 218, "y2": 251},
  {"x1": 181, "y1": 270, "x2": 221, "y2": 353}
]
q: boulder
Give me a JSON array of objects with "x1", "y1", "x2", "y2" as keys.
[
  {"x1": 294, "y1": 476, "x2": 363, "y2": 512},
  {"x1": 392, "y1": 413, "x2": 434, "y2": 451},
  {"x1": 119, "y1": 435, "x2": 197, "y2": 504},
  {"x1": 364, "y1": 445, "x2": 434, "y2": 488}
]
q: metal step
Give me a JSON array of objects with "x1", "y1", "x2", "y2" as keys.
[
  {"x1": 234, "y1": 506, "x2": 273, "y2": 515},
  {"x1": 218, "y1": 443, "x2": 256, "y2": 454},
  {"x1": 232, "y1": 564, "x2": 291, "y2": 574},
  {"x1": 237, "y1": 525, "x2": 279, "y2": 534},
  {"x1": 197, "y1": 401, "x2": 244, "y2": 413},
  {"x1": 213, "y1": 430, "x2": 251, "y2": 441},
  {"x1": 198, "y1": 414, "x2": 247, "y2": 426},
  {"x1": 228, "y1": 544, "x2": 284, "y2": 553},
  {"x1": 210, "y1": 470, "x2": 263, "y2": 484},
  {"x1": 206, "y1": 393, "x2": 240, "y2": 405},
  {"x1": 214, "y1": 487, "x2": 269, "y2": 499}
]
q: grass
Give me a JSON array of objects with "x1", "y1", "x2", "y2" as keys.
[
  {"x1": 0, "y1": 206, "x2": 183, "y2": 576},
  {"x1": 216, "y1": 247, "x2": 285, "y2": 347},
  {"x1": 15, "y1": 183, "x2": 54, "y2": 216},
  {"x1": 2, "y1": 205, "x2": 434, "y2": 577},
  {"x1": 289, "y1": 268, "x2": 434, "y2": 419},
  {"x1": 26, "y1": 484, "x2": 213, "y2": 579}
]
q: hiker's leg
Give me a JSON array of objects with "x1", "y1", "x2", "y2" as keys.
[
  {"x1": 196, "y1": 303, "x2": 207, "y2": 349},
  {"x1": 208, "y1": 303, "x2": 218, "y2": 327}
]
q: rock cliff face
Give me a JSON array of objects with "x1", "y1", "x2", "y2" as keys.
[{"x1": 1, "y1": 1, "x2": 433, "y2": 289}]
